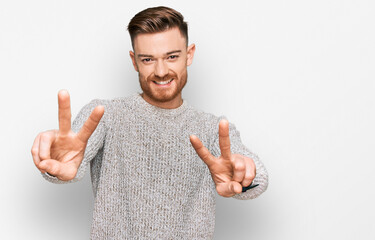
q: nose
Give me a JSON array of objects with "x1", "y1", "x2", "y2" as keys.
[{"x1": 154, "y1": 60, "x2": 168, "y2": 78}]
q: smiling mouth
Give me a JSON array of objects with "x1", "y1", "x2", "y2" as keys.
[{"x1": 153, "y1": 78, "x2": 173, "y2": 85}]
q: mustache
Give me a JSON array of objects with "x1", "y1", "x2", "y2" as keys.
[{"x1": 147, "y1": 72, "x2": 177, "y2": 82}]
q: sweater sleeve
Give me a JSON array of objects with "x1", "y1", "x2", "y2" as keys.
[
  {"x1": 211, "y1": 117, "x2": 268, "y2": 200},
  {"x1": 42, "y1": 99, "x2": 107, "y2": 184}
]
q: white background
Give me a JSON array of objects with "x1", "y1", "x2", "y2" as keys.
[{"x1": 1, "y1": 0, "x2": 374, "y2": 239}]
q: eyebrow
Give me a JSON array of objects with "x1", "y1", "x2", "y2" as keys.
[{"x1": 137, "y1": 50, "x2": 182, "y2": 58}]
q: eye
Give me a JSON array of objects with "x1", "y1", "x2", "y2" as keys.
[
  {"x1": 141, "y1": 58, "x2": 153, "y2": 63},
  {"x1": 168, "y1": 55, "x2": 179, "y2": 60}
]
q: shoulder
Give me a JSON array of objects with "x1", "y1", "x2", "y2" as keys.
[
  {"x1": 75, "y1": 95, "x2": 134, "y2": 125},
  {"x1": 185, "y1": 104, "x2": 228, "y2": 128},
  {"x1": 184, "y1": 103, "x2": 242, "y2": 140},
  {"x1": 110, "y1": 94, "x2": 138, "y2": 107},
  {"x1": 186, "y1": 106, "x2": 217, "y2": 123},
  {"x1": 86, "y1": 94, "x2": 139, "y2": 113}
]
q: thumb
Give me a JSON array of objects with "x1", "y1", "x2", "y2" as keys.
[
  {"x1": 229, "y1": 181, "x2": 243, "y2": 194},
  {"x1": 38, "y1": 159, "x2": 61, "y2": 176},
  {"x1": 38, "y1": 160, "x2": 77, "y2": 181},
  {"x1": 217, "y1": 181, "x2": 243, "y2": 197}
]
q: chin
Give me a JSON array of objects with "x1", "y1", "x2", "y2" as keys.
[
  {"x1": 139, "y1": 71, "x2": 188, "y2": 105},
  {"x1": 148, "y1": 90, "x2": 180, "y2": 103}
]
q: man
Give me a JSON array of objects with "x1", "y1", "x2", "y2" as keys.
[{"x1": 31, "y1": 6, "x2": 268, "y2": 239}]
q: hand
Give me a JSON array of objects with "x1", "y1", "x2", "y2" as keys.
[
  {"x1": 190, "y1": 120, "x2": 256, "y2": 197},
  {"x1": 31, "y1": 90, "x2": 104, "y2": 181}
]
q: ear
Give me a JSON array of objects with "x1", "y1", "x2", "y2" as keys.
[
  {"x1": 129, "y1": 51, "x2": 139, "y2": 72},
  {"x1": 186, "y1": 44, "x2": 196, "y2": 66}
]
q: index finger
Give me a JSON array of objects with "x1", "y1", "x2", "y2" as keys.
[
  {"x1": 58, "y1": 90, "x2": 72, "y2": 134},
  {"x1": 219, "y1": 119, "x2": 231, "y2": 160},
  {"x1": 190, "y1": 135, "x2": 215, "y2": 167},
  {"x1": 77, "y1": 105, "x2": 105, "y2": 143}
]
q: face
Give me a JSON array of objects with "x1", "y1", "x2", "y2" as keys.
[{"x1": 130, "y1": 27, "x2": 195, "y2": 109}]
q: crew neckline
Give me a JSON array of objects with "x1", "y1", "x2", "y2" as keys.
[{"x1": 132, "y1": 93, "x2": 190, "y2": 118}]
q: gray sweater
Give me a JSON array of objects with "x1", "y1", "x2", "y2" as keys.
[{"x1": 43, "y1": 94, "x2": 268, "y2": 239}]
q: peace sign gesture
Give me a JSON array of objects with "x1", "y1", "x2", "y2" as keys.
[
  {"x1": 190, "y1": 120, "x2": 256, "y2": 197},
  {"x1": 31, "y1": 90, "x2": 104, "y2": 181}
]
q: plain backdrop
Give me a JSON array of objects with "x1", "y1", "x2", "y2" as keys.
[{"x1": 1, "y1": 0, "x2": 374, "y2": 239}]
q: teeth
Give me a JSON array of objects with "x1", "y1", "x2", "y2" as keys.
[{"x1": 154, "y1": 79, "x2": 173, "y2": 85}]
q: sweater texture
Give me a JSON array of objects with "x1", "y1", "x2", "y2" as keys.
[{"x1": 43, "y1": 94, "x2": 268, "y2": 239}]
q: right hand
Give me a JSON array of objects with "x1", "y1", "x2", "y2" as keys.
[{"x1": 31, "y1": 90, "x2": 105, "y2": 181}]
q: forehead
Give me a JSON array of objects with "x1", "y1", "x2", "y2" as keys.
[{"x1": 133, "y1": 28, "x2": 186, "y2": 55}]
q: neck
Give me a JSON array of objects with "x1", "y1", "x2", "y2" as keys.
[{"x1": 141, "y1": 93, "x2": 183, "y2": 109}]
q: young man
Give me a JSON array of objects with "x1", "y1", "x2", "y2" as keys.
[{"x1": 31, "y1": 6, "x2": 268, "y2": 239}]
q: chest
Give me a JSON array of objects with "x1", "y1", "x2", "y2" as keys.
[{"x1": 102, "y1": 115, "x2": 211, "y2": 188}]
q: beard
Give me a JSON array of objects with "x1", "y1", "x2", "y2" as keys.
[{"x1": 139, "y1": 69, "x2": 187, "y2": 103}]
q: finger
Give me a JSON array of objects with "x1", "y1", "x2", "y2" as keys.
[
  {"x1": 58, "y1": 90, "x2": 72, "y2": 134},
  {"x1": 231, "y1": 155, "x2": 246, "y2": 184},
  {"x1": 189, "y1": 135, "x2": 215, "y2": 167},
  {"x1": 217, "y1": 181, "x2": 242, "y2": 197},
  {"x1": 219, "y1": 119, "x2": 231, "y2": 160},
  {"x1": 31, "y1": 133, "x2": 42, "y2": 169},
  {"x1": 241, "y1": 157, "x2": 256, "y2": 187},
  {"x1": 39, "y1": 160, "x2": 78, "y2": 181},
  {"x1": 38, "y1": 159, "x2": 62, "y2": 178},
  {"x1": 38, "y1": 131, "x2": 56, "y2": 160},
  {"x1": 230, "y1": 181, "x2": 243, "y2": 194},
  {"x1": 77, "y1": 105, "x2": 105, "y2": 143}
]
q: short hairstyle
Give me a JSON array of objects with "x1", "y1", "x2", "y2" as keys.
[{"x1": 127, "y1": 6, "x2": 188, "y2": 48}]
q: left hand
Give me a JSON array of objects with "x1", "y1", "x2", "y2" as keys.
[{"x1": 190, "y1": 120, "x2": 256, "y2": 197}]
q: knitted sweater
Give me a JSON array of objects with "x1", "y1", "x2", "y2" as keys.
[{"x1": 43, "y1": 94, "x2": 269, "y2": 239}]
